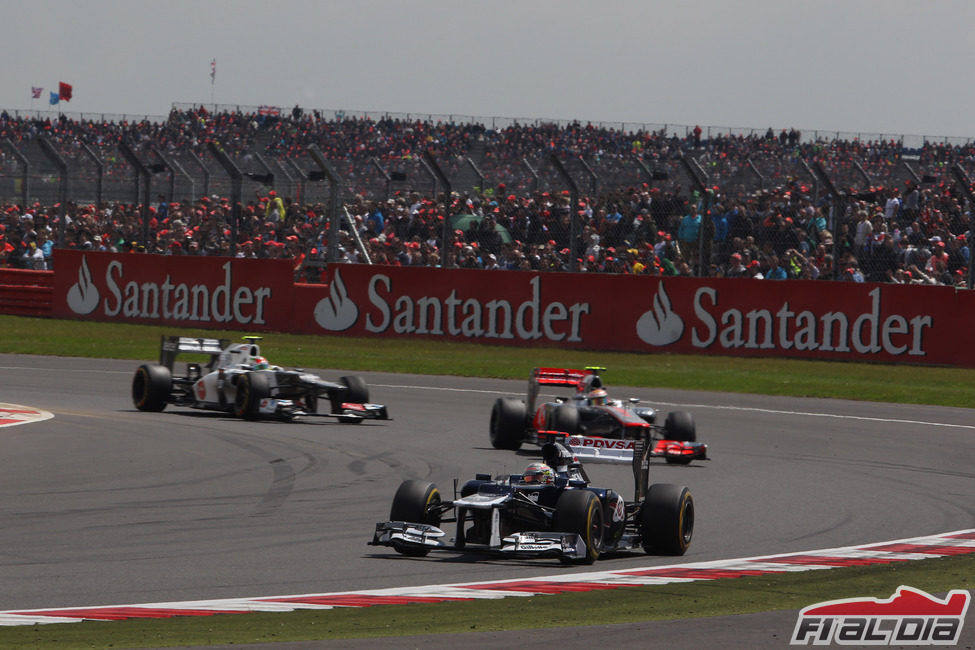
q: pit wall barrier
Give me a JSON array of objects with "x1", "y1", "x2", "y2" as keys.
[{"x1": 5, "y1": 249, "x2": 972, "y2": 367}]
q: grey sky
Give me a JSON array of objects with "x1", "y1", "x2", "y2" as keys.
[{"x1": 4, "y1": 0, "x2": 974, "y2": 139}]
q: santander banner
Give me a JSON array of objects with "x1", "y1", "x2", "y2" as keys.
[
  {"x1": 293, "y1": 264, "x2": 975, "y2": 366},
  {"x1": 52, "y1": 250, "x2": 295, "y2": 331}
]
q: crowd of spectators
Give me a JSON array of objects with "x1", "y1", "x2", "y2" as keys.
[{"x1": 1, "y1": 106, "x2": 974, "y2": 287}]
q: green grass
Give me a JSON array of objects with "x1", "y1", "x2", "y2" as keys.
[
  {"x1": 0, "y1": 313, "x2": 971, "y2": 646},
  {"x1": 3, "y1": 315, "x2": 975, "y2": 407},
  {"x1": 0, "y1": 554, "x2": 971, "y2": 649}
]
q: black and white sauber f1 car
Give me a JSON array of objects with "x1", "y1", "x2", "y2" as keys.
[
  {"x1": 371, "y1": 430, "x2": 694, "y2": 564},
  {"x1": 490, "y1": 367, "x2": 708, "y2": 464},
  {"x1": 132, "y1": 336, "x2": 389, "y2": 422}
]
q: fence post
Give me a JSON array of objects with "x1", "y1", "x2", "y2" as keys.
[
  {"x1": 150, "y1": 146, "x2": 176, "y2": 202},
  {"x1": 681, "y1": 155, "x2": 710, "y2": 276},
  {"x1": 206, "y1": 142, "x2": 243, "y2": 250},
  {"x1": 3, "y1": 138, "x2": 30, "y2": 210},
  {"x1": 187, "y1": 151, "x2": 210, "y2": 199},
  {"x1": 578, "y1": 156, "x2": 598, "y2": 195},
  {"x1": 36, "y1": 137, "x2": 69, "y2": 248},
  {"x1": 466, "y1": 157, "x2": 485, "y2": 193},
  {"x1": 522, "y1": 158, "x2": 539, "y2": 193},
  {"x1": 77, "y1": 144, "x2": 104, "y2": 207},
  {"x1": 950, "y1": 165, "x2": 975, "y2": 289},
  {"x1": 549, "y1": 153, "x2": 580, "y2": 271},
  {"x1": 811, "y1": 161, "x2": 845, "y2": 280},
  {"x1": 370, "y1": 157, "x2": 391, "y2": 201},
  {"x1": 422, "y1": 150, "x2": 453, "y2": 260},
  {"x1": 307, "y1": 144, "x2": 341, "y2": 265}
]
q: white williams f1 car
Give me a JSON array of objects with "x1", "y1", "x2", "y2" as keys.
[{"x1": 132, "y1": 336, "x2": 389, "y2": 422}]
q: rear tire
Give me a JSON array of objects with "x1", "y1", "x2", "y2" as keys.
[
  {"x1": 234, "y1": 372, "x2": 270, "y2": 420},
  {"x1": 553, "y1": 489, "x2": 603, "y2": 564},
  {"x1": 663, "y1": 411, "x2": 696, "y2": 464},
  {"x1": 389, "y1": 480, "x2": 442, "y2": 557},
  {"x1": 641, "y1": 483, "x2": 694, "y2": 555},
  {"x1": 550, "y1": 403, "x2": 580, "y2": 435},
  {"x1": 490, "y1": 398, "x2": 525, "y2": 450},
  {"x1": 132, "y1": 364, "x2": 171, "y2": 412}
]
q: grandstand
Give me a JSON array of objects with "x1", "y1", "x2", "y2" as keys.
[{"x1": 1, "y1": 103, "x2": 973, "y2": 286}]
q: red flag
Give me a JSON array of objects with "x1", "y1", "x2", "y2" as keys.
[{"x1": 59, "y1": 82, "x2": 73, "y2": 102}]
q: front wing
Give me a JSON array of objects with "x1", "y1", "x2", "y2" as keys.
[{"x1": 371, "y1": 521, "x2": 588, "y2": 560}]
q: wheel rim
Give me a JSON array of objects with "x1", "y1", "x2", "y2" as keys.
[
  {"x1": 680, "y1": 497, "x2": 694, "y2": 545},
  {"x1": 588, "y1": 500, "x2": 603, "y2": 554},
  {"x1": 134, "y1": 369, "x2": 147, "y2": 405}
]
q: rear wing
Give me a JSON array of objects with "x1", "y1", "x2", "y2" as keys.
[
  {"x1": 532, "y1": 367, "x2": 590, "y2": 387},
  {"x1": 159, "y1": 336, "x2": 230, "y2": 371},
  {"x1": 527, "y1": 366, "x2": 603, "y2": 412}
]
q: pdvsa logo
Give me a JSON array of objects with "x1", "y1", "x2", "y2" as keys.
[{"x1": 791, "y1": 585, "x2": 970, "y2": 646}]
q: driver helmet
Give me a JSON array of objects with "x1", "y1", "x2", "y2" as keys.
[
  {"x1": 588, "y1": 388, "x2": 608, "y2": 406},
  {"x1": 522, "y1": 462, "x2": 554, "y2": 485},
  {"x1": 251, "y1": 356, "x2": 270, "y2": 370}
]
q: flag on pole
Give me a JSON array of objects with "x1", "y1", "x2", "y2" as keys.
[
  {"x1": 49, "y1": 92, "x2": 60, "y2": 105},
  {"x1": 59, "y1": 82, "x2": 73, "y2": 102},
  {"x1": 31, "y1": 86, "x2": 43, "y2": 99},
  {"x1": 210, "y1": 59, "x2": 216, "y2": 82}
]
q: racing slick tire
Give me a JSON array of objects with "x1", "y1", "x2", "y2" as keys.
[
  {"x1": 551, "y1": 403, "x2": 580, "y2": 435},
  {"x1": 389, "y1": 480, "x2": 442, "y2": 557},
  {"x1": 641, "y1": 483, "x2": 694, "y2": 556},
  {"x1": 234, "y1": 372, "x2": 271, "y2": 420},
  {"x1": 330, "y1": 376, "x2": 369, "y2": 417},
  {"x1": 132, "y1": 364, "x2": 171, "y2": 412},
  {"x1": 340, "y1": 375, "x2": 369, "y2": 404},
  {"x1": 490, "y1": 398, "x2": 526, "y2": 450},
  {"x1": 553, "y1": 489, "x2": 604, "y2": 564},
  {"x1": 663, "y1": 411, "x2": 696, "y2": 464}
]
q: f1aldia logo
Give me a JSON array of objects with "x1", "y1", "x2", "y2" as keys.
[{"x1": 791, "y1": 585, "x2": 970, "y2": 646}]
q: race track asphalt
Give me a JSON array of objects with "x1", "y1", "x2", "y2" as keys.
[{"x1": 0, "y1": 353, "x2": 972, "y2": 617}]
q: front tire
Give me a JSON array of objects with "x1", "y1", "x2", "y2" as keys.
[
  {"x1": 132, "y1": 364, "x2": 171, "y2": 412},
  {"x1": 663, "y1": 411, "x2": 696, "y2": 465},
  {"x1": 234, "y1": 372, "x2": 270, "y2": 420},
  {"x1": 389, "y1": 480, "x2": 442, "y2": 557},
  {"x1": 641, "y1": 483, "x2": 694, "y2": 556},
  {"x1": 340, "y1": 375, "x2": 369, "y2": 404},
  {"x1": 331, "y1": 375, "x2": 369, "y2": 415},
  {"x1": 553, "y1": 489, "x2": 604, "y2": 564},
  {"x1": 490, "y1": 398, "x2": 526, "y2": 450}
]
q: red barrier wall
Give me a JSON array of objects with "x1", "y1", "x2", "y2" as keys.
[
  {"x1": 0, "y1": 268, "x2": 54, "y2": 317},
  {"x1": 18, "y1": 252, "x2": 975, "y2": 367},
  {"x1": 293, "y1": 264, "x2": 975, "y2": 366},
  {"x1": 51, "y1": 250, "x2": 296, "y2": 331}
]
